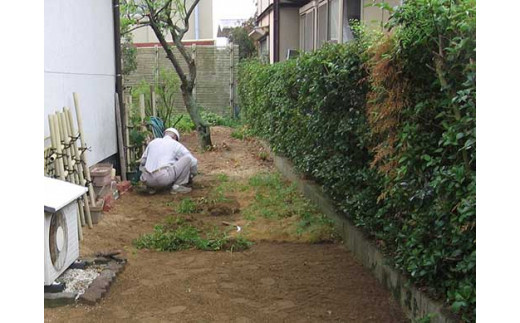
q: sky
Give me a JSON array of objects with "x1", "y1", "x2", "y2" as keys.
[{"x1": 213, "y1": 0, "x2": 257, "y2": 37}]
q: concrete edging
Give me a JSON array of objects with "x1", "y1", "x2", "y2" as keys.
[{"x1": 272, "y1": 153, "x2": 458, "y2": 323}]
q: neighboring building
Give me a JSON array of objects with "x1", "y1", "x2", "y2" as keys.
[
  {"x1": 131, "y1": 0, "x2": 214, "y2": 47},
  {"x1": 250, "y1": 0, "x2": 400, "y2": 63},
  {"x1": 44, "y1": 0, "x2": 118, "y2": 166},
  {"x1": 217, "y1": 19, "x2": 247, "y2": 38},
  {"x1": 219, "y1": 18, "x2": 248, "y2": 30}
]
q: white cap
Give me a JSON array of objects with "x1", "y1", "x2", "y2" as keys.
[{"x1": 164, "y1": 128, "x2": 180, "y2": 141}]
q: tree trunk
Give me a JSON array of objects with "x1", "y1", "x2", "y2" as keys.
[{"x1": 182, "y1": 85, "x2": 212, "y2": 149}]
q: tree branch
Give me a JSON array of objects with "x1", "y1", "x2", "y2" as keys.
[
  {"x1": 144, "y1": 0, "x2": 188, "y2": 87},
  {"x1": 122, "y1": 22, "x2": 150, "y2": 35}
]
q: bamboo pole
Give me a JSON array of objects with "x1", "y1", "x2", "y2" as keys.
[
  {"x1": 50, "y1": 112, "x2": 82, "y2": 240},
  {"x1": 64, "y1": 108, "x2": 85, "y2": 186},
  {"x1": 150, "y1": 86, "x2": 157, "y2": 117},
  {"x1": 57, "y1": 112, "x2": 75, "y2": 183},
  {"x1": 139, "y1": 93, "x2": 146, "y2": 129},
  {"x1": 139, "y1": 93, "x2": 147, "y2": 152},
  {"x1": 72, "y1": 92, "x2": 97, "y2": 207},
  {"x1": 124, "y1": 94, "x2": 132, "y2": 172},
  {"x1": 76, "y1": 198, "x2": 83, "y2": 241},
  {"x1": 49, "y1": 114, "x2": 66, "y2": 180},
  {"x1": 63, "y1": 107, "x2": 92, "y2": 228},
  {"x1": 57, "y1": 111, "x2": 87, "y2": 229},
  {"x1": 114, "y1": 93, "x2": 127, "y2": 181},
  {"x1": 59, "y1": 111, "x2": 77, "y2": 184}
]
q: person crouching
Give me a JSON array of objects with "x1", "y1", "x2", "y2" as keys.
[{"x1": 139, "y1": 128, "x2": 197, "y2": 194}]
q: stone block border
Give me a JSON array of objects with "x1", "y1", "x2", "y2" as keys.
[
  {"x1": 44, "y1": 255, "x2": 127, "y2": 308},
  {"x1": 271, "y1": 152, "x2": 459, "y2": 323}
]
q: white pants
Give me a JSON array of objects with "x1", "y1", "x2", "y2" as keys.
[{"x1": 140, "y1": 155, "x2": 192, "y2": 190}]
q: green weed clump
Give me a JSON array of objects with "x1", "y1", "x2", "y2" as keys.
[
  {"x1": 244, "y1": 172, "x2": 335, "y2": 240},
  {"x1": 134, "y1": 217, "x2": 252, "y2": 252},
  {"x1": 176, "y1": 198, "x2": 198, "y2": 214},
  {"x1": 230, "y1": 125, "x2": 253, "y2": 140}
]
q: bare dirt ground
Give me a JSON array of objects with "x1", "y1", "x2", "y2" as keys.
[{"x1": 44, "y1": 127, "x2": 407, "y2": 322}]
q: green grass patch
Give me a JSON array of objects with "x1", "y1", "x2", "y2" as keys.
[
  {"x1": 176, "y1": 198, "x2": 198, "y2": 214},
  {"x1": 243, "y1": 172, "x2": 336, "y2": 241},
  {"x1": 134, "y1": 216, "x2": 252, "y2": 252},
  {"x1": 217, "y1": 173, "x2": 229, "y2": 182},
  {"x1": 230, "y1": 125, "x2": 253, "y2": 140}
]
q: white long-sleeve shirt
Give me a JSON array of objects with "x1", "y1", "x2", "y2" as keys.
[{"x1": 139, "y1": 135, "x2": 198, "y2": 174}]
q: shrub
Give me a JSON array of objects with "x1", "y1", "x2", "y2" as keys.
[{"x1": 238, "y1": 1, "x2": 475, "y2": 320}]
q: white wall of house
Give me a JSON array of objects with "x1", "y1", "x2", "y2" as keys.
[{"x1": 44, "y1": 0, "x2": 117, "y2": 166}]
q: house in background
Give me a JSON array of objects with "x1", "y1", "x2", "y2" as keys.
[
  {"x1": 44, "y1": 0, "x2": 120, "y2": 167},
  {"x1": 131, "y1": 0, "x2": 214, "y2": 47},
  {"x1": 216, "y1": 18, "x2": 248, "y2": 38},
  {"x1": 250, "y1": 0, "x2": 400, "y2": 63}
]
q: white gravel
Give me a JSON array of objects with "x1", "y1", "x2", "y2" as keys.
[{"x1": 56, "y1": 266, "x2": 104, "y2": 297}]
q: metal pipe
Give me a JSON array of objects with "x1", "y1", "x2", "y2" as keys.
[
  {"x1": 195, "y1": 3, "x2": 200, "y2": 40},
  {"x1": 114, "y1": 93, "x2": 127, "y2": 181},
  {"x1": 274, "y1": 0, "x2": 280, "y2": 62},
  {"x1": 112, "y1": 0, "x2": 124, "y2": 134}
]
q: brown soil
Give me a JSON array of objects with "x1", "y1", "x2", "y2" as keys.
[{"x1": 44, "y1": 126, "x2": 407, "y2": 322}]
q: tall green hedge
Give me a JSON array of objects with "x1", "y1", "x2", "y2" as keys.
[{"x1": 238, "y1": 0, "x2": 475, "y2": 321}]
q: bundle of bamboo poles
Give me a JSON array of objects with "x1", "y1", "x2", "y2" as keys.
[{"x1": 44, "y1": 92, "x2": 97, "y2": 241}]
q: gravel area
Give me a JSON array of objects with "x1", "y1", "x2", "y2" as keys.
[{"x1": 56, "y1": 266, "x2": 104, "y2": 297}]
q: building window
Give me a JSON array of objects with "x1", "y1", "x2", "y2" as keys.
[
  {"x1": 300, "y1": 14, "x2": 305, "y2": 51},
  {"x1": 259, "y1": 36, "x2": 269, "y2": 60},
  {"x1": 317, "y1": 2, "x2": 328, "y2": 48},
  {"x1": 328, "y1": 0, "x2": 340, "y2": 43},
  {"x1": 343, "y1": 0, "x2": 361, "y2": 42},
  {"x1": 303, "y1": 9, "x2": 315, "y2": 52}
]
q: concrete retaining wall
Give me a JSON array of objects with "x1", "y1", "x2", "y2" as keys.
[{"x1": 272, "y1": 153, "x2": 459, "y2": 323}]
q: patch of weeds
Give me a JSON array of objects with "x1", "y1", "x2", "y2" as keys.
[
  {"x1": 208, "y1": 184, "x2": 231, "y2": 204},
  {"x1": 174, "y1": 114, "x2": 196, "y2": 132},
  {"x1": 201, "y1": 111, "x2": 241, "y2": 128},
  {"x1": 177, "y1": 198, "x2": 198, "y2": 214},
  {"x1": 133, "y1": 222, "x2": 253, "y2": 252},
  {"x1": 258, "y1": 151, "x2": 269, "y2": 161},
  {"x1": 243, "y1": 171, "x2": 337, "y2": 242},
  {"x1": 248, "y1": 172, "x2": 283, "y2": 189},
  {"x1": 217, "y1": 173, "x2": 229, "y2": 182},
  {"x1": 231, "y1": 125, "x2": 253, "y2": 140}
]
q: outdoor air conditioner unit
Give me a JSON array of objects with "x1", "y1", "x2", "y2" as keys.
[{"x1": 44, "y1": 177, "x2": 87, "y2": 286}]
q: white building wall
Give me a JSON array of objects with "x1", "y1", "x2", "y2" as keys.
[{"x1": 44, "y1": 0, "x2": 116, "y2": 166}]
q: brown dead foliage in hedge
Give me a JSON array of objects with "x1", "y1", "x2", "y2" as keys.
[{"x1": 365, "y1": 36, "x2": 410, "y2": 190}]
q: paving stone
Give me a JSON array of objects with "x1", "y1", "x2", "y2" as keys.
[
  {"x1": 79, "y1": 288, "x2": 103, "y2": 305},
  {"x1": 48, "y1": 257, "x2": 127, "y2": 307},
  {"x1": 44, "y1": 292, "x2": 77, "y2": 308},
  {"x1": 106, "y1": 262, "x2": 123, "y2": 272}
]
